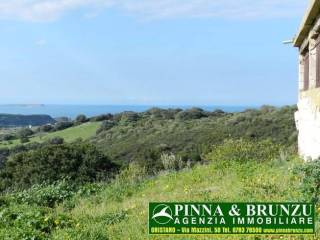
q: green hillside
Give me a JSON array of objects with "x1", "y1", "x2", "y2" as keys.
[
  {"x1": 0, "y1": 122, "x2": 100, "y2": 148},
  {"x1": 0, "y1": 106, "x2": 316, "y2": 240},
  {"x1": 0, "y1": 139, "x2": 313, "y2": 240},
  {"x1": 34, "y1": 122, "x2": 100, "y2": 143},
  {"x1": 52, "y1": 155, "x2": 304, "y2": 239},
  {"x1": 93, "y1": 106, "x2": 297, "y2": 167}
]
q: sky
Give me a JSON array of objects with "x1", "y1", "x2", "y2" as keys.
[{"x1": 0, "y1": 0, "x2": 310, "y2": 106}]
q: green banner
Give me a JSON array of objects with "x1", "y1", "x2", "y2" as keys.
[{"x1": 149, "y1": 202, "x2": 315, "y2": 235}]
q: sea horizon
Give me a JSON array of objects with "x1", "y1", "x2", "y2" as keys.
[{"x1": 0, "y1": 104, "x2": 265, "y2": 119}]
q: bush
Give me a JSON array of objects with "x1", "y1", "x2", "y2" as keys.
[
  {"x1": 39, "y1": 124, "x2": 54, "y2": 132},
  {"x1": 206, "y1": 139, "x2": 282, "y2": 163},
  {"x1": 295, "y1": 159, "x2": 320, "y2": 204},
  {"x1": 107, "y1": 163, "x2": 147, "y2": 201},
  {"x1": 55, "y1": 117, "x2": 70, "y2": 122},
  {"x1": 0, "y1": 134, "x2": 15, "y2": 141},
  {"x1": 90, "y1": 114, "x2": 113, "y2": 122},
  {"x1": 96, "y1": 120, "x2": 116, "y2": 135},
  {"x1": 161, "y1": 153, "x2": 184, "y2": 171},
  {"x1": 17, "y1": 128, "x2": 33, "y2": 138},
  {"x1": 176, "y1": 108, "x2": 208, "y2": 120},
  {"x1": 19, "y1": 136, "x2": 29, "y2": 144},
  {"x1": 46, "y1": 137, "x2": 64, "y2": 145},
  {"x1": 145, "y1": 108, "x2": 182, "y2": 120},
  {"x1": 12, "y1": 179, "x2": 76, "y2": 208},
  {"x1": 135, "y1": 148, "x2": 163, "y2": 174},
  {"x1": 116, "y1": 111, "x2": 140, "y2": 123},
  {"x1": 209, "y1": 109, "x2": 226, "y2": 117},
  {"x1": 54, "y1": 121, "x2": 73, "y2": 131},
  {"x1": 75, "y1": 114, "x2": 87, "y2": 123},
  {"x1": 0, "y1": 143, "x2": 117, "y2": 190},
  {"x1": 0, "y1": 204, "x2": 74, "y2": 240}
]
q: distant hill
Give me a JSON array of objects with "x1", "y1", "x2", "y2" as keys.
[
  {"x1": 0, "y1": 114, "x2": 55, "y2": 127},
  {"x1": 92, "y1": 106, "x2": 297, "y2": 167}
]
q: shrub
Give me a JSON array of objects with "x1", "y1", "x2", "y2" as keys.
[
  {"x1": 0, "y1": 204, "x2": 74, "y2": 240},
  {"x1": 39, "y1": 124, "x2": 54, "y2": 132},
  {"x1": 294, "y1": 159, "x2": 320, "y2": 204},
  {"x1": 135, "y1": 148, "x2": 163, "y2": 174},
  {"x1": 209, "y1": 109, "x2": 226, "y2": 117},
  {"x1": 145, "y1": 108, "x2": 182, "y2": 120},
  {"x1": 76, "y1": 182, "x2": 104, "y2": 197},
  {"x1": 55, "y1": 117, "x2": 70, "y2": 122},
  {"x1": 0, "y1": 134, "x2": 15, "y2": 141},
  {"x1": 175, "y1": 108, "x2": 208, "y2": 120},
  {"x1": 107, "y1": 163, "x2": 147, "y2": 201},
  {"x1": 90, "y1": 114, "x2": 113, "y2": 122},
  {"x1": 118, "y1": 111, "x2": 140, "y2": 123},
  {"x1": 0, "y1": 143, "x2": 117, "y2": 190},
  {"x1": 19, "y1": 136, "x2": 29, "y2": 144},
  {"x1": 179, "y1": 151, "x2": 202, "y2": 163},
  {"x1": 75, "y1": 114, "x2": 87, "y2": 123},
  {"x1": 46, "y1": 136, "x2": 64, "y2": 145},
  {"x1": 96, "y1": 120, "x2": 116, "y2": 135},
  {"x1": 17, "y1": 128, "x2": 33, "y2": 138},
  {"x1": 161, "y1": 153, "x2": 184, "y2": 171},
  {"x1": 117, "y1": 163, "x2": 146, "y2": 186},
  {"x1": 12, "y1": 179, "x2": 76, "y2": 208},
  {"x1": 206, "y1": 139, "x2": 282, "y2": 163},
  {"x1": 54, "y1": 121, "x2": 73, "y2": 131}
]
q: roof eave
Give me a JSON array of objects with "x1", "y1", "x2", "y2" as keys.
[{"x1": 294, "y1": 0, "x2": 320, "y2": 48}]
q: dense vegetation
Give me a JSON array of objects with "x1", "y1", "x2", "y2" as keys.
[
  {"x1": 0, "y1": 139, "x2": 315, "y2": 240},
  {"x1": 93, "y1": 106, "x2": 297, "y2": 170},
  {"x1": 0, "y1": 105, "x2": 319, "y2": 239},
  {"x1": 0, "y1": 143, "x2": 117, "y2": 190},
  {"x1": 0, "y1": 114, "x2": 55, "y2": 127}
]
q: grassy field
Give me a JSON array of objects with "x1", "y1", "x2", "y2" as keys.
[
  {"x1": 0, "y1": 122, "x2": 100, "y2": 148},
  {"x1": 49, "y1": 153, "x2": 308, "y2": 239}
]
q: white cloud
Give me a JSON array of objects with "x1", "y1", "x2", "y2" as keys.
[{"x1": 0, "y1": 0, "x2": 308, "y2": 22}]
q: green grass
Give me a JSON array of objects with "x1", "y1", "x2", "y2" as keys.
[
  {"x1": 34, "y1": 122, "x2": 100, "y2": 143},
  {"x1": 0, "y1": 142, "x2": 315, "y2": 240},
  {"x1": 0, "y1": 122, "x2": 100, "y2": 148},
  {"x1": 50, "y1": 156, "x2": 308, "y2": 240}
]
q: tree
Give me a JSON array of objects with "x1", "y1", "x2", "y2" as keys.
[
  {"x1": 55, "y1": 117, "x2": 70, "y2": 122},
  {"x1": 90, "y1": 114, "x2": 113, "y2": 122},
  {"x1": 39, "y1": 124, "x2": 54, "y2": 132},
  {"x1": 176, "y1": 108, "x2": 208, "y2": 120},
  {"x1": 75, "y1": 114, "x2": 87, "y2": 123},
  {"x1": 54, "y1": 121, "x2": 73, "y2": 131},
  {"x1": 17, "y1": 128, "x2": 33, "y2": 138}
]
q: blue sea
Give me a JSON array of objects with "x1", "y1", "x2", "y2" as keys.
[{"x1": 0, "y1": 105, "x2": 255, "y2": 119}]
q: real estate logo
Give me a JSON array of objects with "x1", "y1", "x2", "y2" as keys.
[
  {"x1": 152, "y1": 204, "x2": 173, "y2": 224},
  {"x1": 149, "y1": 202, "x2": 315, "y2": 235}
]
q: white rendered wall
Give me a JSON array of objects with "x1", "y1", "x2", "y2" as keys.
[{"x1": 296, "y1": 97, "x2": 320, "y2": 160}]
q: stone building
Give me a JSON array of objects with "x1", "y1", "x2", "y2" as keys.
[{"x1": 294, "y1": 0, "x2": 320, "y2": 159}]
